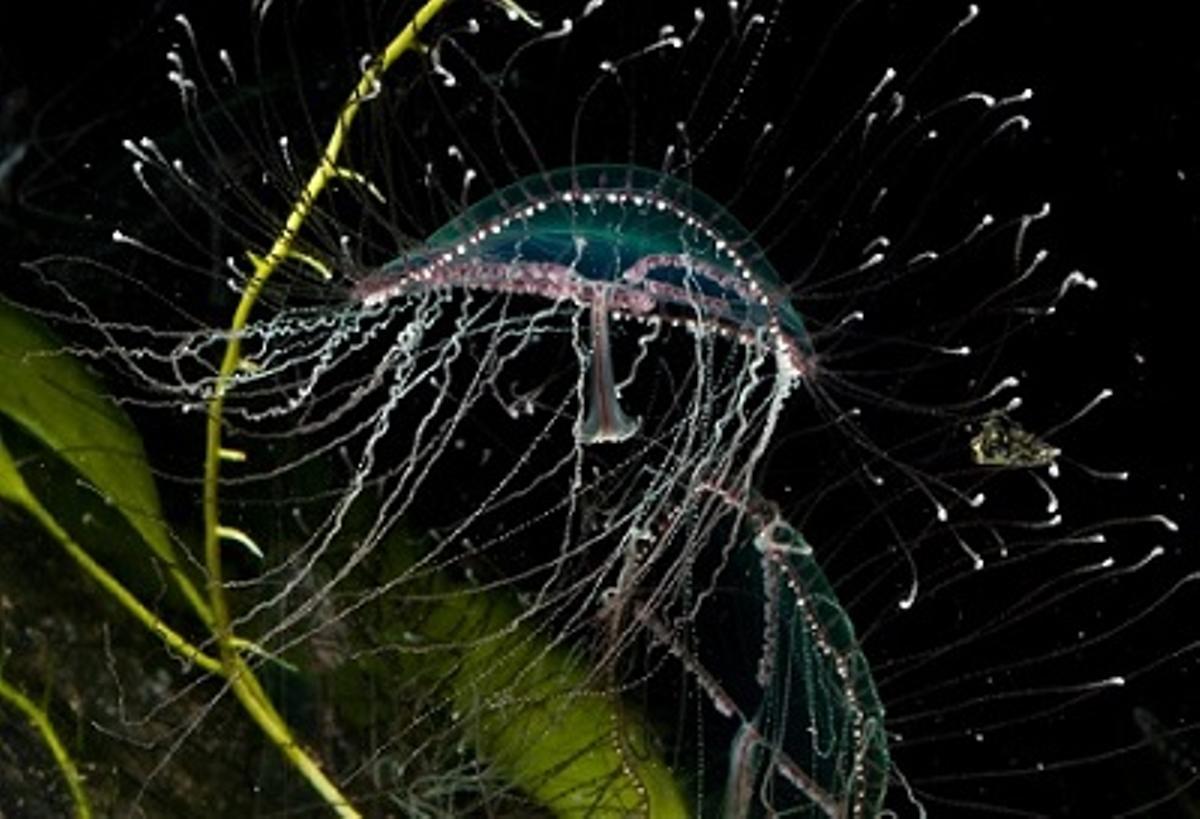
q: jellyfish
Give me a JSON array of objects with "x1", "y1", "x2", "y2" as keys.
[{"x1": 1, "y1": 0, "x2": 1191, "y2": 817}]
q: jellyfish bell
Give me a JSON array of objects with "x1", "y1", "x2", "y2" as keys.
[{"x1": 355, "y1": 164, "x2": 814, "y2": 452}]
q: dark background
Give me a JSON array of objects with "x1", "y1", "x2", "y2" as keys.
[
  {"x1": 4, "y1": 0, "x2": 1193, "y2": 501},
  {"x1": 2, "y1": 1, "x2": 1196, "y2": 816}
]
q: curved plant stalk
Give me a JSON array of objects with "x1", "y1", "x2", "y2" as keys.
[
  {"x1": 0, "y1": 671, "x2": 92, "y2": 819},
  {"x1": 0, "y1": 440, "x2": 224, "y2": 675},
  {"x1": 201, "y1": 2, "x2": 451, "y2": 816}
]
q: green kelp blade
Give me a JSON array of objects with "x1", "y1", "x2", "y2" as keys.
[
  {"x1": 0, "y1": 300, "x2": 208, "y2": 621},
  {"x1": 370, "y1": 549, "x2": 689, "y2": 818},
  {"x1": 437, "y1": 598, "x2": 685, "y2": 816}
]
